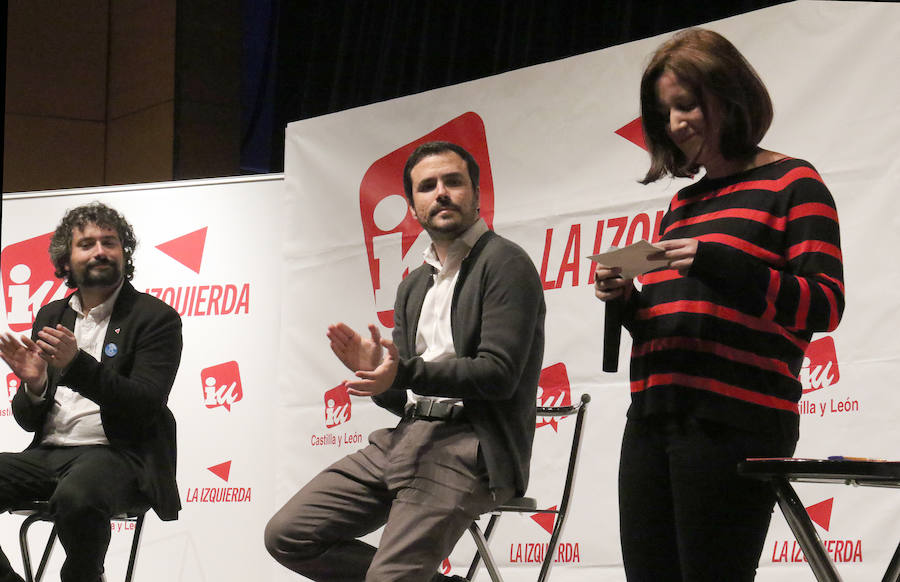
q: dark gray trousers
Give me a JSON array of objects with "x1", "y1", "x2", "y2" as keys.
[{"x1": 265, "y1": 417, "x2": 511, "y2": 582}]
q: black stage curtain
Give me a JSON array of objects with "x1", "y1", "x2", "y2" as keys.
[{"x1": 253, "y1": 0, "x2": 789, "y2": 172}]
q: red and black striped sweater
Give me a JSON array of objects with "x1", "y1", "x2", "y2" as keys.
[{"x1": 625, "y1": 157, "x2": 844, "y2": 436}]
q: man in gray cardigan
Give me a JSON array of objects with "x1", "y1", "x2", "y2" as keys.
[{"x1": 266, "y1": 141, "x2": 545, "y2": 581}]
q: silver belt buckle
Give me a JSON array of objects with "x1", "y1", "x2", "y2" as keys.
[{"x1": 418, "y1": 398, "x2": 435, "y2": 418}]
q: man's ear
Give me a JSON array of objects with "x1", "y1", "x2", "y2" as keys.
[{"x1": 61, "y1": 261, "x2": 72, "y2": 285}]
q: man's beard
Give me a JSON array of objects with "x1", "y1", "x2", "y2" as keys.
[
  {"x1": 72, "y1": 259, "x2": 122, "y2": 288},
  {"x1": 421, "y1": 202, "x2": 478, "y2": 240}
]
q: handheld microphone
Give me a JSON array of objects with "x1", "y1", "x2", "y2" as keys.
[{"x1": 603, "y1": 297, "x2": 624, "y2": 373}]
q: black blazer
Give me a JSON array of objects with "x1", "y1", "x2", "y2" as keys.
[
  {"x1": 375, "y1": 230, "x2": 546, "y2": 496},
  {"x1": 11, "y1": 281, "x2": 183, "y2": 520}
]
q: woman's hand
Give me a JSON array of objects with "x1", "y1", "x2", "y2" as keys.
[
  {"x1": 650, "y1": 238, "x2": 698, "y2": 276},
  {"x1": 594, "y1": 266, "x2": 634, "y2": 302}
]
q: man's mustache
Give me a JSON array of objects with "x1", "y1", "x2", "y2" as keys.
[
  {"x1": 87, "y1": 258, "x2": 113, "y2": 268},
  {"x1": 429, "y1": 202, "x2": 462, "y2": 217}
]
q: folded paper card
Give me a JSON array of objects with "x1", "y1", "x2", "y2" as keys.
[{"x1": 588, "y1": 240, "x2": 668, "y2": 279}]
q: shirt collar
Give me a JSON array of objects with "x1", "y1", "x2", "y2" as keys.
[
  {"x1": 68, "y1": 281, "x2": 125, "y2": 319},
  {"x1": 423, "y1": 218, "x2": 489, "y2": 270}
]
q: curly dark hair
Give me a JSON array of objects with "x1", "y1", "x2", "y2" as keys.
[
  {"x1": 49, "y1": 202, "x2": 137, "y2": 288},
  {"x1": 639, "y1": 28, "x2": 774, "y2": 184}
]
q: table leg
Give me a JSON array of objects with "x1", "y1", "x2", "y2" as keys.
[
  {"x1": 882, "y1": 539, "x2": 900, "y2": 582},
  {"x1": 770, "y1": 477, "x2": 842, "y2": 582}
]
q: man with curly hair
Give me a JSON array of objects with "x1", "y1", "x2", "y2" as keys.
[{"x1": 0, "y1": 202, "x2": 183, "y2": 582}]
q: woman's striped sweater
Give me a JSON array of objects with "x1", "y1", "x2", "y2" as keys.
[{"x1": 625, "y1": 157, "x2": 844, "y2": 436}]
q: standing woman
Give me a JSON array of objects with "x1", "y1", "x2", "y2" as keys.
[{"x1": 594, "y1": 29, "x2": 844, "y2": 581}]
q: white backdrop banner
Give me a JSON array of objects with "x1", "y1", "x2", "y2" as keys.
[
  {"x1": 277, "y1": 2, "x2": 900, "y2": 581},
  {"x1": 1, "y1": 175, "x2": 285, "y2": 581},
  {"x1": 2, "y1": 1, "x2": 899, "y2": 581}
]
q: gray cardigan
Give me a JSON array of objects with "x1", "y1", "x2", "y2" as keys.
[{"x1": 374, "y1": 230, "x2": 546, "y2": 495}]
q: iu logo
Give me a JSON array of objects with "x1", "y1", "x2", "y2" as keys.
[
  {"x1": 200, "y1": 361, "x2": 243, "y2": 412},
  {"x1": 536, "y1": 362, "x2": 572, "y2": 432},
  {"x1": 358, "y1": 112, "x2": 495, "y2": 328},
  {"x1": 6, "y1": 373, "x2": 19, "y2": 401},
  {"x1": 2, "y1": 233, "x2": 72, "y2": 333},
  {"x1": 800, "y1": 337, "x2": 840, "y2": 394},
  {"x1": 324, "y1": 383, "x2": 351, "y2": 428}
]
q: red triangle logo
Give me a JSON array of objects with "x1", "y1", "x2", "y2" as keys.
[
  {"x1": 156, "y1": 227, "x2": 208, "y2": 274},
  {"x1": 806, "y1": 497, "x2": 833, "y2": 531},
  {"x1": 530, "y1": 505, "x2": 557, "y2": 534},
  {"x1": 615, "y1": 117, "x2": 647, "y2": 151},
  {"x1": 207, "y1": 460, "x2": 231, "y2": 482}
]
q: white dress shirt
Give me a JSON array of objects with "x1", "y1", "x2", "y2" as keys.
[
  {"x1": 410, "y1": 218, "x2": 489, "y2": 405},
  {"x1": 33, "y1": 283, "x2": 124, "y2": 446}
]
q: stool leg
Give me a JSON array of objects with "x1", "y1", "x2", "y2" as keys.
[
  {"x1": 537, "y1": 510, "x2": 563, "y2": 582},
  {"x1": 123, "y1": 514, "x2": 145, "y2": 582},
  {"x1": 33, "y1": 526, "x2": 56, "y2": 582},
  {"x1": 467, "y1": 522, "x2": 504, "y2": 582},
  {"x1": 18, "y1": 517, "x2": 35, "y2": 582},
  {"x1": 465, "y1": 514, "x2": 501, "y2": 581},
  {"x1": 18, "y1": 514, "x2": 58, "y2": 582}
]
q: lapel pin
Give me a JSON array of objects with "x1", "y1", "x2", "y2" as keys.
[{"x1": 104, "y1": 343, "x2": 119, "y2": 358}]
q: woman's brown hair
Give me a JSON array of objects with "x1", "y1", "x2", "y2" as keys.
[{"x1": 639, "y1": 28, "x2": 773, "y2": 184}]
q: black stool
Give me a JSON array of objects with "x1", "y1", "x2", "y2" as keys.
[
  {"x1": 10, "y1": 501, "x2": 147, "y2": 582},
  {"x1": 464, "y1": 394, "x2": 591, "y2": 582}
]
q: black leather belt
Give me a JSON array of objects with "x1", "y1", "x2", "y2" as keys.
[{"x1": 406, "y1": 398, "x2": 465, "y2": 421}]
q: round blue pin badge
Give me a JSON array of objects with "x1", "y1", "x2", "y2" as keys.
[{"x1": 104, "y1": 343, "x2": 118, "y2": 357}]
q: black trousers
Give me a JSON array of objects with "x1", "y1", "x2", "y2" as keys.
[
  {"x1": 0, "y1": 445, "x2": 144, "y2": 582},
  {"x1": 618, "y1": 415, "x2": 797, "y2": 582}
]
